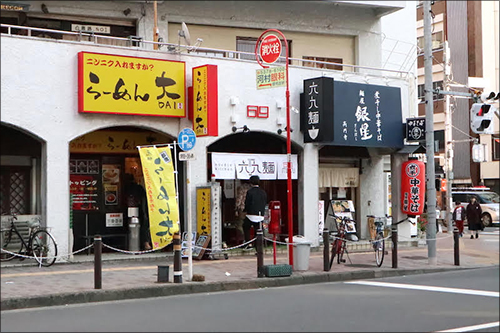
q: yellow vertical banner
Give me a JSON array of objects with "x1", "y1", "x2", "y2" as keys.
[
  {"x1": 196, "y1": 187, "x2": 211, "y2": 236},
  {"x1": 138, "y1": 146, "x2": 179, "y2": 249}
]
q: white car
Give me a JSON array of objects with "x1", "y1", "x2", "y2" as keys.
[{"x1": 452, "y1": 189, "x2": 500, "y2": 227}]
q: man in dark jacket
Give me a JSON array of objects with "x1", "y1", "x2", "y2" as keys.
[
  {"x1": 466, "y1": 196, "x2": 483, "y2": 239},
  {"x1": 243, "y1": 175, "x2": 267, "y2": 250}
]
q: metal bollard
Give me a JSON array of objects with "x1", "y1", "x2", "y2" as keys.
[
  {"x1": 256, "y1": 229, "x2": 264, "y2": 278},
  {"x1": 323, "y1": 229, "x2": 330, "y2": 271},
  {"x1": 391, "y1": 226, "x2": 398, "y2": 269},
  {"x1": 173, "y1": 233, "x2": 182, "y2": 283},
  {"x1": 453, "y1": 227, "x2": 460, "y2": 266},
  {"x1": 94, "y1": 235, "x2": 102, "y2": 289}
]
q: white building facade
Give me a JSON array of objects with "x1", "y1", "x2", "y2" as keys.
[{"x1": 1, "y1": 1, "x2": 417, "y2": 262}]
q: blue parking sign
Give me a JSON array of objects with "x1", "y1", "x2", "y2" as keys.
[{"x1": 178, "y1": 128, "x2": 196, "y2": 151}]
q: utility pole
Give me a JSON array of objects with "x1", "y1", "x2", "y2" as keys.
[
  {"x1": 153, "y1": 1, "x2": 159, "y2": 50},
  {"x1": 424, "y1": 1, "x2": 437, "y2": 265},
  {"x1": 444, "y1": 41, "x2": 453, "y2": 233}
]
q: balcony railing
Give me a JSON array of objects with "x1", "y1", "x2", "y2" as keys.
[{"x1": 1, "y1": 24, "x2": 413, "y2": 79}]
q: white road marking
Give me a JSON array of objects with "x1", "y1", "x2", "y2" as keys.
[
  {"x1": 345, "y1": 281, "x2": 499, "y2": 297},
  {"x1": 435, "y1": 321, "x2": 499, "y2": 332}
]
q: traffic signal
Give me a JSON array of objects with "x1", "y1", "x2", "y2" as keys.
[{"x1": 470, "y1": 103, "x2": 495, "y2": 134}]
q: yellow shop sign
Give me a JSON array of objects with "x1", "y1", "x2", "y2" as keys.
[{"x1": 78, "y1": 52, "x2": 185, "y2": 117}]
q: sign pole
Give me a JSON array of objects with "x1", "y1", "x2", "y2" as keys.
[
  {"x1": 186, "y1": 160, "x2": 193, "y2": 281},
  {"x1": 255, "y1": 29, "x2": 293, "y2": 267},
  {"x1": 178, "y1": 128, "x2": 197, "y2": 280}
]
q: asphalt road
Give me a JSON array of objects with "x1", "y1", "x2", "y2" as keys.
[{"x1": 1, "y1": 267, "x2": 498, "y2": 332}]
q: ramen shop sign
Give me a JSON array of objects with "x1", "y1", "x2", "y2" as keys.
[{"x1": 258, "y1": 34, "x2": 281, "y2": 64}]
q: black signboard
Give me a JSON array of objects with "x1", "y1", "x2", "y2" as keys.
[
  {"x1": 302, "y1": 78, "x2": 404, "y2": 148},
  {"x1": 332, "y1": 81, "x2": 404, "y2": 148},
  {"x1": 406, "y1": 117, "x2": 426, "y2": 142},
  {"x1": 302, "y1": 77, "x2": 334, "y2": 143}
]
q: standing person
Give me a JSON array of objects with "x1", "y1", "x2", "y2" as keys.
[
  {"x1": 127, "y1": 167, "x2": 152, "y2": 250},
  {"x1": 452, "y1": 200, "x2": 466, "y2": 237},
  {"x1": 234, "y1": 180, "x2": 251, "y2": 245},
  {"x1": 243, "y1": 175, "x2": 267, "y2": 250},
  {"x1": 466, "y1": 196, "x2": 483, "y2": 239}
]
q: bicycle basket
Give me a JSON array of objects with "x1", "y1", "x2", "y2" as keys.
[{"x1": 27, "y1": 218, "x2": 41, "y2": 229}]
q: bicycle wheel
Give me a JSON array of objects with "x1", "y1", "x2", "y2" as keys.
[
  {"x1": 329, "y1": 239, "x2": 338, "y2": 269},
  {"x1": 337, "y1": 239, "x2": 346, "y2": 264},
  {"x1": 31, "y1": 230, "x2": 57, "y2": 267},
  {"x1": 375, "y1": 234, "x2": 385, "y2": 267},
  {"x1": 1, "y1": 229, "x2": 23, "y2": 261}
]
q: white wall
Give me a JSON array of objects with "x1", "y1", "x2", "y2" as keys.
[{"x1": 2, "y1": 1, "x2": 416, "y2": 255}]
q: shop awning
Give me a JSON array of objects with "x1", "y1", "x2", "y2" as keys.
[{"x1": 319, "y1": 167, "x2": 359, "y2": 188}]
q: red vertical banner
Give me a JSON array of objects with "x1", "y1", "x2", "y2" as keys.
[
  {"x1": 192, "y1": 64, "x2": 218, "y2": 137},
  {"x1": 401, "y1": 159, "x2": 426, "y2": 216}
]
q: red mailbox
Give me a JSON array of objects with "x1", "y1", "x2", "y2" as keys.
[{"x1": 268, "y1": 201, "x2": 282, "y2": 235}]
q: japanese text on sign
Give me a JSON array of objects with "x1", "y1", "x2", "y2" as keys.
[
  {"x1": 138, "y1": 146, "x2": 180, "y2": 249},
  {"x1": 403, "y1": 163, "x2": 422, "y2": 214},
  {"x1": 193, "y1": 66, "x2": 208, "y2": 135},
  {"x1": 256, "y1": 66, "x2": 286, "y2": 90},
  {"x1": 196, "y1": 187, "x2": 211, "y2": 236},
  {"x1": 78, "y1": 52, "x2": 185, "y2": 117}
]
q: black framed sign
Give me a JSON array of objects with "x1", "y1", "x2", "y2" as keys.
[
  {"x1": 332, "y1": 81, "x2": 404, "y2": 148},
  {"x1": 302, "y1": 77, "x2": 334, "y2": 143},
  {"x1": 301, "y1": 78, "x2": 404, "y2": 149},
  {"x1": 406, "y1": 117, "x2": 426, "y2": 142}
]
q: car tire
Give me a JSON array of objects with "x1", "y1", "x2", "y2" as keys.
[{"x1": 481, "y1": 213, "x2": 492, "y2": 228}]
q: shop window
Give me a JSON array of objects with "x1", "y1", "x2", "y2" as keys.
[
  {"x1": 302, "y1": 56, "x2": 343, "y2": 71},
  {"x1": 493, "y1": 136, "x2": 500, "y2": 161},
  {"x1": 236, "y1": 37, "x2": 290, "y2": 64},
  {"x1": 0, "y1": 167, "x2": 31, "y2": 215}
]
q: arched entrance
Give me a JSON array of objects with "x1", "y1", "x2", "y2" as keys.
[
  {"x1": 1, "y1": 123, "x2": 43, "y2": 216},
  {"x1": 69, "y1": 126, "x2": 177, "y2": 253},
  {"x1": 207, "y1": 131, "x2": 302, "y2": 246}
]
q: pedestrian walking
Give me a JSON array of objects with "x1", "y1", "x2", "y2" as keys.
[
  {"x1": 466, "y1": 196, "x2": 483, "y2": 239},
  {"x1": 243, "y1": 175, "x2": 267, "y2": 250},
  {"x1": 452, "y1": 200, "x2": 466, "y2": 237}
]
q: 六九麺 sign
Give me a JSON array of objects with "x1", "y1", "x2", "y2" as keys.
[{"x1": 78, "y1": 52, "x2": 185, "y2": 117}]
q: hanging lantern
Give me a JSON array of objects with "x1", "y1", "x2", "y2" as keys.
[{"x1": 401, "y1": 159, "x2": 426, "y2": 216}]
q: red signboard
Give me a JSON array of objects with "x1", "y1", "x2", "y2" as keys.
[
  {"x1": 189, "y1": 64, "x2": 218, "y2": 137},
  {"x1": 259, "y1": 34, "x2": 281, "y2": 64},
  {"x1": 401, "y1": 159, "x2": 425, "y2": 216}
]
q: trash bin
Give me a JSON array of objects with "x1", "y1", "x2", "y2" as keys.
[
  {"x1": 128, "y1": 207, "x2": 140, "y2": 251},
  {"x1": 285, "y1": 235, "x2": 311, "y2": 271}
]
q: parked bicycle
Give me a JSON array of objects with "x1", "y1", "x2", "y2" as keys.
[
  {"x1": 371, "y1": 216, "x2": 388, "y2": 267},
  {"x1": 1, "y1": 213, "x2": 58, "y2": 266},
  {"x1": 329, "y1": 215, "x2": 354, "y2": 269}
]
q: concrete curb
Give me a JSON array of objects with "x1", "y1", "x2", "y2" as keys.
[{"x1": 1, "y1": 265, "x2": 478, "y2": 311}]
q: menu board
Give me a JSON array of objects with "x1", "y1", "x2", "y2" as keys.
[
  {"x1": 70, "y1": 159, "x2": 100, "y2": 211},
  {"x1": 102, "y1": 164, "x2": 120, "y2": 206}
]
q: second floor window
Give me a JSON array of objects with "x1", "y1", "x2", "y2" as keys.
[
  {"x1": 418, "y1": 81, "x2": 444, "y2": 102},
  {"x1": 236, "y1": 37, "x2": 290, "y2": 64},
  {"x1": 417, "y1": 31, "x2": 443, "y2": 53},
  {"x1": 302, "y1": 56, "x2": 343, "y2": 71}
]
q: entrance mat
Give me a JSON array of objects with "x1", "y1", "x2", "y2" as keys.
[{"x1": 260, "y1": 264, "x2": 292, "y2": 277}]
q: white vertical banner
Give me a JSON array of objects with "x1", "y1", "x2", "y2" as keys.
[
  {"x1": 211, "y1": 182, "x2": 222, "y2": 251},
  {"x1": 318, "y1": 200, "x2": 325, "y2": 240},
  {"x1": 211, "y1": 153, "x2": 236, "y2": 179}
]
